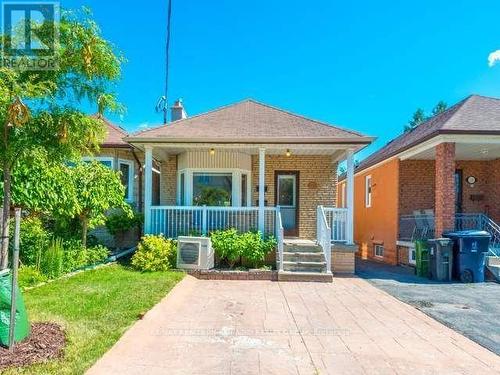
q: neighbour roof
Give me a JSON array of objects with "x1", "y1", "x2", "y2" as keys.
[
  {"x1": 353, "y1": 94, "x2": 500, "y2": 174},
  {"x1": 127, "y1": 99, "x2": 373, "y2": 144},
  {"x1": 98, "y1": 117, "x2": 130, "y2": 148}
]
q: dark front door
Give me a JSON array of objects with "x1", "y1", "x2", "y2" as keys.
[
  {"x1": 275, "y1": 171, "x2": 299, "y2": 237},
  {"x1": 455, "y1": 169, "x2": 463, "y2": 213}
]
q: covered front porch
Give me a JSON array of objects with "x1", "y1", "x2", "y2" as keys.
[{"x1": 140, "y1": 144, "x2": 356, "y2": 241}]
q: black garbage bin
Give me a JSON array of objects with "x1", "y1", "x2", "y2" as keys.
[
  {"x1": 428, "y1": 238, "x2": 453, "y2": 281},
  {"x1": 443, "y1": 230, "x2": 491, "y2": 283}
]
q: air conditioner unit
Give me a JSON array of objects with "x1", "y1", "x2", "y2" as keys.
[{"x1": 177, "y1": 236, "x2": 214, "y2": 270}]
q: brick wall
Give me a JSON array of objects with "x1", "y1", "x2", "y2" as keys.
[
  {"x1": 435, "y1": 143, "x2": 456, "y2": 236},
  {"x1": 486, "y1": 159, "x2": 500, "y2": 223},
  {"x1": 251, "y1": 155, "x2": 337, "y2": 239},
  {"x1": 399, "y1": 160, "x2": 435, "y2": 215},
  {"x1": 160, "y1": 155, "x2": 177, "y2": 205}
]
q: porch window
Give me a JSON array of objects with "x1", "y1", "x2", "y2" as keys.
[
  {"x1": 193, "y1": 173, "x2": 232, "y2": 206},
  {"x1": 374, "y1": 244, "x2": 384, "y2": 258},
  {"x1": 118, "y1": 160, "x2": 134, "y2": 202},
  {"x1": 365, "y1": 175, "x2": 372, "y2": 208},
  {"x1": 179, "y1": 172, "x2": 185, "y2": 206},
  {"x1": 241, "y1": 173, "x2": 248, "y2": 207}
]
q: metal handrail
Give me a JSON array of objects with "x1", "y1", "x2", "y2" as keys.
[
  {"x1": 276, "y1": 207, "x2": 284, "y2": 272},
  {"x1": 317, "y1": 206, "x2": 332, "y2": 273}
]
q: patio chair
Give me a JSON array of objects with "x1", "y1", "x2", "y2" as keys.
[{"x1": 422, "y1": 209, "x2": 435, "y2": 238}]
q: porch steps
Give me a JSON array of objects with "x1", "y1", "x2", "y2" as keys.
[{"x1": 278, "y1": 240, "x2": 332, "y2": 282}]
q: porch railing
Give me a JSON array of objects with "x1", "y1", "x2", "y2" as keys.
[
  {"x1": 323, "y1": 207, "x2": 348, "y2": 242},
  {"x1": 317, "y1": 206, "x2": 332, "y2": 273},
  {"x1": 149, "y1": 206, "x2": 277, "y2": 238},
  {"x1": 276, "y1": 208, "x2": 284, "y2": 272},
  {"x1": 399, "y1": 213, "x2": 500, "y2": 256}
]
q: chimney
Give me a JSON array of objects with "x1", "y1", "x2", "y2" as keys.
[{"x1": 170, "y1": 98, "x2": 187, "y2": 122}]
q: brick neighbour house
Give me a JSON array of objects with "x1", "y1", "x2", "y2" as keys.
[
  {"x1": 90, "y1": 99, "x2": 373, "y2": 275},
  {"x1": 339, "y1": 95, "x2": 500, "y2": 265}
]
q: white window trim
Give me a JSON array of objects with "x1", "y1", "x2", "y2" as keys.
[
  {"x1": 82, "y1": 156, "x2": 114, "y2": 168},
  {"x1": 374, "y1": 244, "x2": 384, "y2": 258},
  {"x1": 177, "y1": 168, "x2": 252, "y2": 207},
  {"x1": 365, "y1": 175, "x2": 372, "y2": 208},
  {"x1": 118, "y1": 159, "x2": 135, "y2": 203}
]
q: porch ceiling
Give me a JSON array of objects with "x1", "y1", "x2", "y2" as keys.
[
  {"x1": 407, "y1": 142, "x2": 500, "y2": 161},
  {"x1": 145, "y1": 143, "x2": 352, "y2": 162}
]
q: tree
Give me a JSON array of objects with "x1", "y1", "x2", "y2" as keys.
[
  {"x1": 72, "y1": 162, "x2": 131, "y2": 247},
  {"x1": 404, "y1": 108, "x2": 426, "y2": 132},
  {"x1": 431, "y1": 101, "x2": 448, "y2": 116},
  {"x1": 0, "y1": 8, "x2": 124, "y2": 268}
]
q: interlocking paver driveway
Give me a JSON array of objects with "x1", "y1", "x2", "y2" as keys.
[{"x1": 87, "y1": 276, "x2": 500, "y2": 375}]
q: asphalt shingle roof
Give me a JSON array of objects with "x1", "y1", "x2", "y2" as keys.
[
  {"x1": 128, "y1": 99, "x2": 372, "y2": 143},
  {"x1": 99, "y1": 117, "x2": 129, "y2": 147},
  {"x1": 355, "y1": 95, "x2": 500, "y2": 173}
]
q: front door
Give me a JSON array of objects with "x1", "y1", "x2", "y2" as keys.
[{"x1": 275, "y1": 171, "x2": 299, "y2": 237}]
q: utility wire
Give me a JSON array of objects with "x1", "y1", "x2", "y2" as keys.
[{"x1": 155, "y1": 0, "x2": 173, "y2": 124}]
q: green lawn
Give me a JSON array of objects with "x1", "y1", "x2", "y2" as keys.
[{"x1": 5, "y1": 262, "x2": 185, "y2": 375}]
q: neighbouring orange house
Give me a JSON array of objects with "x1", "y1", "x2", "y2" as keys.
[{"x1": 338, "y1": 95, "x2": 500, "y2": 266}]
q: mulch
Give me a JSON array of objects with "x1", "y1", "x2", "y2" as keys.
[{"x1": 0, "y1": 322, "x2": 65, "y2": 370}]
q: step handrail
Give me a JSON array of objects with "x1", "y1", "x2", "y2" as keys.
[
  {"x1": 316, "y1": 205, "x2": 332, "y2": 273},
  {"x1": 276, "y1": 207, "x2": 284, "y2": 272}
]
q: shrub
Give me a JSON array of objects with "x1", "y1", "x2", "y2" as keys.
[
  {"x1": 210, "y1": 228, "x2": 241, "y2": 267},
  {"x1": 62, "y1": 239, "x2": 88, "y2": 273},
  {"x1": 16, "y1": 216, "x2": 50, "y2": 268},
  {"x1": 86, "y1": 244, "x2": 109, "y2": 265},
  {"x1": 131, "y1": 235, "x2": 176, "y2": 272},
  {"x1": 18, "y1": 266, "x2": 48, "y2": 289},
  {"x1": 239, "y1": 232, "x2": 277, "y2": 268},
  {"x1": 40, "y1": 238, "x2": 64, "y2": 279},
  {"x1": 105, "y1": 208, "x2": 143, "y2": 236}
]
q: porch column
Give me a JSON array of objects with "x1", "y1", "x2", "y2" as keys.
[
  {"x1": 144, "y1": 146, "x2": 153, "y2": 234},
  {"x1": 258, "y1": 148, "x2": 266, "y2": 234},
  {"x1": 346, "y1": 149, "x2": 355, "y2": 245},
  {"x1": 435, "y1": 142, "x2": 456, "y2": 236}
]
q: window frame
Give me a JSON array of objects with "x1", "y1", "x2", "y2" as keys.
[
  {"x1": 82, "y1": 156, "x2": 114, "y2": 169},
  {"x1": 177, "y1": 168, "x2": 251, "y2": 207},
  {"x1": 118, "y1": 159, "x2": 135, "y2": 203},
  {"x1": 374, "y1": 244, "x2": 384, "y2": 258},
  {"x1": 365, "y1": 175, "x2": 372, "y2": 208}
]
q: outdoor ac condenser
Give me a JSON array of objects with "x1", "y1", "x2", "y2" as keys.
[{"x1": 177, "y1": 236, "x2": 214, "y2": 270}]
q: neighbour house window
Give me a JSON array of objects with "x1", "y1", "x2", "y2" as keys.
[
  {"x1": 365, "y1": 175, "x2": 372, "y2": 208},
  {"x1": 81, "y1": 156, "x2": 134, "y2": 202},
  {"x1": 193, "y1": 172, "x2": 233, "y2": 206},
  {"x1": 374, "y1": 244, "x2": 384, "y2": 258},
  {"x1": 118, "y1": 160, "x2": 134, "y2": 202}
]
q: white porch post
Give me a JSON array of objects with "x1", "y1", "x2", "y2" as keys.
[
  {"x1": 346, "y1": 149, "x2": 355, "y2": 245},
  {"x1": 258, "y1": 148, "x2": 266, "y2": 234},
  {"x1": 144, "y1": 146, "x2": 153, "y2": 234}
]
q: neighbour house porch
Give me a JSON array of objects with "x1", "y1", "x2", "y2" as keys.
[{"x1": 396, "y1": 136, "x2": 500, "y2": 260}]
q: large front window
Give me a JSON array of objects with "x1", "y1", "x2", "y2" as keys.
[
  {"x1": 178, "y1": 169, "x2": 250, "y2": 207},
  {"x1": 193, "y1": 173, "x2": 232, "y2": 206}
]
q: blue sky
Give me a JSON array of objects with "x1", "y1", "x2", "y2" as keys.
[{"x1": 64, "y1": 0, "x2": 500, "y2": 161}]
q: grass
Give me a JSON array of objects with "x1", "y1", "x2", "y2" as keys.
[{"x1": 5, "y1": 261, "x2": 185, "y2": 375}]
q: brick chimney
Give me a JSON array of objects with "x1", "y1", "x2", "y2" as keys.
[{"x1": 171, "y1": 99, "x2": 187, "y2": 122}]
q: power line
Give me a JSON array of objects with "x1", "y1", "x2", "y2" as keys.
[{"x1": 155, "y1": 0, "x2": 173, "y2": 125}]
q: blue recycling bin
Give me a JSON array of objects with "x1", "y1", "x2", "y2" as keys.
[{"x1": 443, "y1": 230, "x2": 491, "y2": 283}]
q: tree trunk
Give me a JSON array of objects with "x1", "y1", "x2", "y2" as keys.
[
  {"x1": 81, "y1": 215, "x2": 88, "y2": 248},
  {"x1": 1, "y1": 165, "x2": 11, "y2": 270}
]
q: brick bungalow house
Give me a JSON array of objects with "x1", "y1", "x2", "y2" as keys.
[
  {"x1": 338, "y1": 94, "x2": 500, "y2": 266},
  {"x1": 90, "y1": 99, "x2": 373, "y2": 279}
]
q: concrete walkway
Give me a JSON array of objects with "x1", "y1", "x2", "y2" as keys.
[{"x1": 87, "y1": 276, "x2": 500, "y2": 375}]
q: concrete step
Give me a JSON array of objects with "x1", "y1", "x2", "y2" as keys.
[
  {"x1": 278, "y1": 271, "x2": 333, "y2": 282},
  {"x1": 283, "y1": 244, "x2": 323, "y2": 253},
  {"x1": 282, "y1": 261, "x2": 326, "y2": 273},
  {"x1": 282, "y1": 252, "x2": 325, "y2": 263}
]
